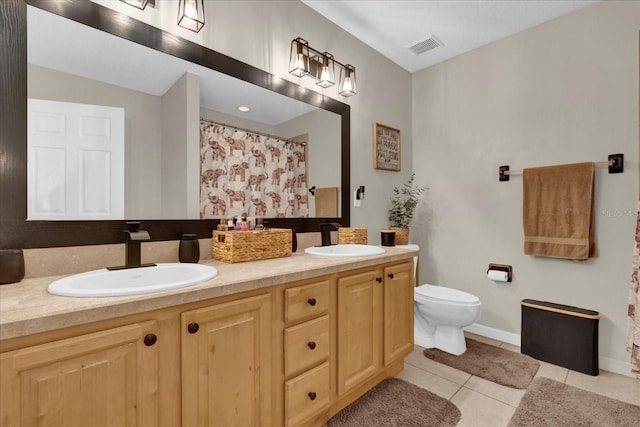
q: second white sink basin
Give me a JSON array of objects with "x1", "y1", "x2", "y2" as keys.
[
  {"x1": 304, "y1": 244, "x2": 385, "y2": 257},
  {"x1": 48, "y1": 263, "x2": 218, "y2": 297}
]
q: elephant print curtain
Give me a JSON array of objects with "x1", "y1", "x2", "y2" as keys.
[
  {"x1": 200, "y1": 122, "x2": 308, "y2": 219},
  {"x1": 628, "y1": 199, "x2": 640, "y2": 375}
]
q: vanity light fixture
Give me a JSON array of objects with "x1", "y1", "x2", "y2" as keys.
[
  {"x1": 289, "y1": 38, "x2": 310, "y2": 77},
  {"x1": 338, "y1": 64, "x2": 357, "y2": 97},
  {"x1": 289, "y1": 37, "x2": 357, "y2": 96},
  {"x1": 119, "y1": 0, "x2": 155, "y2": 10},
  {"x1": 178, "y1": 0, "x2": 205, "y2": 33},
  {"x1": 316, "y1": 52, "x2": 335, "y2": 88}
]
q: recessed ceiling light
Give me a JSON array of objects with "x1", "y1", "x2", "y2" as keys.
[{"x1": 237, "y1": 105, "x2": 250, "y2": 112}]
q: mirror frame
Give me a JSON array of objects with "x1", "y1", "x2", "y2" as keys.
[{"x1": 0, "y1": 0, "x2": 350, "y2": 249}]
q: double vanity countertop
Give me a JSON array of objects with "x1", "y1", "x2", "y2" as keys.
[{"x1": 0, "y1": 247, "x2": 417, "y2": 341}]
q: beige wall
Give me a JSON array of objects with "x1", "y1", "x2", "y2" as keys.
[
  {"x1": 161, "y1": 72, "x2": 201, "y2": 219},
  {"x1": 412, "y1": 0, "x2": 639, "y2": 371}
]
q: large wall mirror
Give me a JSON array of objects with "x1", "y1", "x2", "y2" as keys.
[{"x1": 0, "y1": 0, "x2": 350, "y2": 248}]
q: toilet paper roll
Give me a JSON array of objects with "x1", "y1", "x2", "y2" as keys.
[{"x1": 488, "y1": 269, "x2": 509, "y2": 282}]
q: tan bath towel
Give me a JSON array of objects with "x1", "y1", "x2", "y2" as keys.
[
  {"x1": 314, "y1": 187, "x2": 338, "y2": 217},
  {"x1": 523, "y1": 162, "x2": 595, "y2": 260}
]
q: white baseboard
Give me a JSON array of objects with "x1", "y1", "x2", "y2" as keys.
[
  {"x1": 464, "y1": 323, "x2": 639, "y2": 379},
  {"x1": 464, "y1": 323, "x2": 521, "y2": 347},
  {"x1": 599, "y1": 356, "x2": 639, "y2": 379}
]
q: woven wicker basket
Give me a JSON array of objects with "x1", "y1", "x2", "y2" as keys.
[
  {"x1": 390, "y1": 227, "x2": 409, "y2": 245},
  {"x1": 338, "y1": 227, "x2": 368, "y2": 245},
  {"x1": 212, "y1": 228, "x2": 292, "y2": 263}
]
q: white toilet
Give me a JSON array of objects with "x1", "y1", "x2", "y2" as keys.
[{"x1": 414, "y1": 284, "x2": 482, "y2": 355}]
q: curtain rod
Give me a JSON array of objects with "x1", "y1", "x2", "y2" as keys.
[
  {"x1": 200, "y1": 118, "x2": 306, "y2": 146},
  {"x1": 498, "y1": 154, "x2": 624, "y2": 182}
]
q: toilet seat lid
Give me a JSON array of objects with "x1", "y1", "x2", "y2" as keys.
[{"x1": 415, "y1": 284, "x2": 480, "y2": 304}]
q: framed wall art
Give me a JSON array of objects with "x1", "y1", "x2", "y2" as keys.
[{"x1": 373, "y1": 123, "x2": 400, "y2": 171}]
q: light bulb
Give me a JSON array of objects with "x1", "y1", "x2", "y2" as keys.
[
  {"x1": 320, "y1": 66, "x2": 331, "y2": 82},
  {"x1": 185, "y1": 0, "x2": 197, "y2": 18},
  {"x1": 341, "y1": 76, "x2": 352, "y2": 93},
  {"x1": 339, "y1": 66, "x2": 356, "y2": 96}
]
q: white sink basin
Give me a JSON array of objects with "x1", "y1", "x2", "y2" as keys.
[
  {"x1": 304, "y1": 244, "x2": 385, "y2": 257},
  {"x1": 48, "y1": 263, "x2": 218, "y2": 297}
]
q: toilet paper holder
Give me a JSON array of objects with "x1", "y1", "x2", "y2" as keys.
[{"x1": 487, "y1": 263, "x2": 512, "y2": 282}]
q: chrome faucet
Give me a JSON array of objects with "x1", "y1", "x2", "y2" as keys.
[
  {"x1": 108, "y1": 222, "x2": 156, "y2": 270},
  {"x1": 320, "y1": 222, "x2": 342, "y2": 246}
]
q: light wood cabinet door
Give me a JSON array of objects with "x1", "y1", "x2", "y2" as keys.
[
  {"x1": 383, "y1": 262, "x2": 414, "y2": 365},
  {"x1": 0, "y1": 321, "x2": 159, "y2": 427},
  {"x1": 181, "y1": 293, "x2": 272, "y2": 427},
  {"x1": 336, "y1": 269, "x2": 382, "y2": 396}
]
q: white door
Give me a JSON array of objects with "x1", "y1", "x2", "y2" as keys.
[{"x1": 28, "y1": 99, "x2": 125, "y2": 220}]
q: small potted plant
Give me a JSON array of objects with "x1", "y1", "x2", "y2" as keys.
[{"x1": 388, "y1": 173, "x2": 425, "y2": 245}]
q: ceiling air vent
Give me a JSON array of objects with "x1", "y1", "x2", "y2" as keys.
[{"x1": 408, "y1": 34, "x2": 443, "y2": 55}]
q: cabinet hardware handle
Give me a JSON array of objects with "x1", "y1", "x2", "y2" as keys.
[
  {"x1": 307, "y1": 341, "x2": 316, "y2": 350},
  {"x1": 308, "y1": 391, "x2": 317, "y2": 401},
  {"x1": 307, "y1": 297, "x2": 317, "y2": 306},
  {"x1": 387, "y1": 273, "x2": 394, "y2": 279},
  {"x1": 187, "y1": 322, "x2": 200, "y2": 334},
  {"x1": 143, "y1": 333, "x2": 157, "y2": 346},
  {"x1": 376, "y1": 277, "x2": 382, "y2": 283}
]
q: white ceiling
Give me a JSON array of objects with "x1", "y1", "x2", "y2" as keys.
[{"x1": 302, "y1": 0, "x2": 598, "y2": 73}]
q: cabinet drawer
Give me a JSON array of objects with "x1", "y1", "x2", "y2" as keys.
[
  {"x1": 285, "y1": 362, "x2": 330, "y2": 427},
  {"x1": 284, "y1": 280, "x2": 329, "y2": 323},
  {"x1": 284, "y1": 315, "x2": 329, "y2": 377}
]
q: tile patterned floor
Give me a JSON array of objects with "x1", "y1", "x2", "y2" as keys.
[{"x1": 395, "y1": 332, "x2": 640, "y2": 427}]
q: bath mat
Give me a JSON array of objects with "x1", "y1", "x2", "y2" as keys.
[
  {"x1": 423, "y1": 338, "x2": 539, "y2": 389},
  {"x1": 327, "y1": 378, "x2": 461, "y2": 427},
  {"x1": 508, "y1": 377, "x2": 640, "y2": 427}
]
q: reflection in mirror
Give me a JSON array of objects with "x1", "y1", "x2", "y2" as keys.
[
  {"x1": 27, "y1": 5, "x2": 341, "y2": 220},
  {"x1": 0, "y1": 0, "x2": 349, "y2": 249}
]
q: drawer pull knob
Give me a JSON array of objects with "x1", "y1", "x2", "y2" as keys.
[
  {"x1": 307, "y1": 297, "x2": 317, "y2": 306},
  {"x1": 387, "y1": 273, "x2": 394, "y2": 279},
  {"x1": 376, "y1": 277, "x2": 382, "y2": 283},
  {"x1": 143, "y1": 333, "x2": 157, "y2": 346},
  {"x1": 308, "y1": 391, "x2": 317, "y2": 401},
  {"x1": 307, "y1": 341, "x2": 316, "y2": 350},
  {"x1": 187, "y1": 322, "x2": 200, "y2": 334}
]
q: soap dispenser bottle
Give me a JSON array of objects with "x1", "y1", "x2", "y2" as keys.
[{"x1": 179, "y1": 234, "x2": 199, "y2": 263}]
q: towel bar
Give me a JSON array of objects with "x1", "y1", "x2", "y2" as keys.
[{"x1": 499, "y1": 153, "x2": 623, "y2": 181}]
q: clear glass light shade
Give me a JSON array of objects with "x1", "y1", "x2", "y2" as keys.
[
  {"x1": 316, "y1": 53, "x2": 335, "y2": 88},
  {"x1": 338, "y1": 65, "x2": 357, "y2": 97},
  {"x1": 178, "y1": 0, "x2": 205, "y2": 33},
  {"x1": 289, "y1": 38, "x2": 310, "y2": 77},
  {"x1": 120, "y1": 0, "x2": 150, "y2": 9}
]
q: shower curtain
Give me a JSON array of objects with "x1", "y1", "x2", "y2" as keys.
[
  {"x1": 199, "y1": 122, "x2": 308, "y2": 219},
  {"x1": 628, "y1": 199, "x2": 640, "y2": 374}
]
